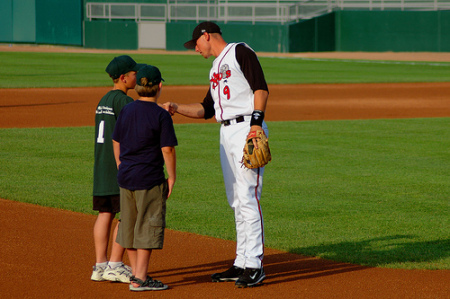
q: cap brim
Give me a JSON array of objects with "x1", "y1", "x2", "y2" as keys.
[
  {"x1": 184, "y1": 40, "x2": 196, "y2": 49},
  {"x1": 132, "y1": 63, "x2": 147, "y2": 72}
]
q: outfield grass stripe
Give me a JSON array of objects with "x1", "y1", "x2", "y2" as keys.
[{"x1": 267, "y1": 56, "x2": 450, "y2": 67}]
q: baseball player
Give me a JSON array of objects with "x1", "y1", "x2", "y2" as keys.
[{"x1": 165, "y1": 21, "x2": 269, "y2": 288}]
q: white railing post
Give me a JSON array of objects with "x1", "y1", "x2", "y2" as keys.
[
  {"x1": 196, "y1": 4, "x2": 199, "y2": 23},
  {"x1": 252, "y1": 5, "x2": 255, "y2": 25},
  {"x1": 136, "y1": 4, "x2": 139, "y2": 22}
]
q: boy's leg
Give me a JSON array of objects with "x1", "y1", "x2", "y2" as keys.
[
  {"x1": 109, "y1": 221, "x2": 126, "y2": 262},
  {"x1": 127, "y1": 187, "x2": 168, "y2": 291},
  {"x1": 127, "y1": 248, "x2": 137, "y2": 275},
  {"x1": 131, "y1": 249, "x2": 152, "y2": 286},
  {"x1": 93, "y1": 211, "x2": 115, "y2": 263},
  {"x1": 102, "y1": 221, "x2": 133, "y2": 283}
]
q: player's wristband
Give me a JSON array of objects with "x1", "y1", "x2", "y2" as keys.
[{"x1": 250, "y1": 110, "x2": 264, "y2": 127}]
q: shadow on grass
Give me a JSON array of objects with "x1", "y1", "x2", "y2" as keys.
[{"x1": 291, "y1": 235, "x2": 450, "y2": 267}]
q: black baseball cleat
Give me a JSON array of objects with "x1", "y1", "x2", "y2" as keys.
[
  {"x1": 235, "y1": 267, "x2": 265, "y2": 288},
  {"x1": 211, "y1": 266, "x2": 244, "y2": 282}
]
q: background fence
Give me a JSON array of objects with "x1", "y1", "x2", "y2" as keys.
[
  {"x1": 0, "y1": 0, "x2": 82, "y2": 46},
  {"x1": 86, "y1": 0, "x2": 450, "y2": 24},
  {"x1": 1, "y1": 0, "x2": 450, "y2": 52}
]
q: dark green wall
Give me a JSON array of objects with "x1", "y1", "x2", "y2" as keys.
[
  {"x1": 84, "y1": 21, "x2": 138, "y2": 50},
  {"x1": 0, "y1": 0, "x2": 82, "y2": 45},
  {"x1": 0, "y1": 0, "x2": 35, "y2": 43},
  {"x1": 289, "y1": 13, "x2": 335, "y2": 52},
  {"x1": 36, "y1": 0, "x2": 82, "y2": 45},
  {"x1": 440, "y1": 11, "x2": 450, "y2": 51},
  {"x1": 166, "y1": 22, "x2": 288, "y2": 52},
  {"x1": 335, "y1": 10, "x2": 450, "y2": 52},
  {"x1": 0, "y1": 1, "x2": 13, "y2": 41}
]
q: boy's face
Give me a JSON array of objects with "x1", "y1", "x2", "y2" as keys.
[{"x1": 124, "y1": 71, "x2": 138, "y2": 89}]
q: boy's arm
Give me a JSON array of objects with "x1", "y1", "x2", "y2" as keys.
[
  {"x1": 161, "y1": 146, "x2": 176, "y2": 198},
  {"x1": 112, "y1": 140, "x2": 121, "y2": 169}
]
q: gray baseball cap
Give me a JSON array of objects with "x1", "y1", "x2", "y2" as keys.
[{"x1": 184, "y1": 21, "x2": 222, "y2": 49}]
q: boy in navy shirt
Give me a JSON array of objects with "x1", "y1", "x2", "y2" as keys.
[{"x1": 112, "y1": 65, "x2": 177, "y2": 291}]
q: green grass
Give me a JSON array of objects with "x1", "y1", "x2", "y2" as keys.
[
  {"x1": 1, "y1": 50, "x2": 448, "y2": 269},
  {"x1": 1, "y1": 51, "x2": 450, "y2": 88},
  {"x1": 1, "y1": 119, "x2": 448, "y2": 269}
]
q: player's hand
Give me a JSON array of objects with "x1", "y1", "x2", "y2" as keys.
[
  {"x1": 163, "y1": 102, "x2": 178, "y2": 116},
  {"x1": 249, "y1": 125, "x2": 263, "y2": 149}
]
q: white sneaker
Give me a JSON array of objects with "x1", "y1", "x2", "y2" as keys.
[
  {"x1": 102, "y1": 263, "x2": 132, "y2": 283},
  {"x1": 123, "y1": 264, "x2": 132, "y2": 272},
  {"x1": 91, "y1": 265, "x2": 107, "y2": 281}
]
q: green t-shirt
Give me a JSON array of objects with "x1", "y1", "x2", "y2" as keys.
[{"x1": 93, "y1": 90, "x2": 133, "y2": 196}]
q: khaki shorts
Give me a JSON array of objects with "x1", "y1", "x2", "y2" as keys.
[{"x1": 117, "y1": 182, "x2": 168, "y2": 249}]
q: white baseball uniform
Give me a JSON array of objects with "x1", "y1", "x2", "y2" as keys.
[{"x1": 202, "y1": 43, "x2": 269, "y2": 269}]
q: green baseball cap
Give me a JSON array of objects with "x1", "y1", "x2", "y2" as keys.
[
  {"x1": 136, "y1": 65, "x2": 165, "y2": 86},
  {"x1": 105, "y1": 55, "x2": 144, "y2": 79}
]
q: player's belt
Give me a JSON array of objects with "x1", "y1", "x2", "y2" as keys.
[{"x1": 221, "y1": 116, "x2": 250, "y2": 126}]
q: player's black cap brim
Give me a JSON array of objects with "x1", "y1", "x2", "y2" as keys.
[{"x1": 184, "y1": 40, "x2": 197, "y2": 49}]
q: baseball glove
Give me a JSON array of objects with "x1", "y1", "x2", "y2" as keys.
[{"x1": 242, "y1": 130, "x2": 272, "y2": 169}]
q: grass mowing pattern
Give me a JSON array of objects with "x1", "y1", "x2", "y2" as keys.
[
  {"x1": 1, "y1": 119, "x2": 448, "y2": 269},
  {"x1": 1, "y1": 52, "x2": 450, "y2": 88}
]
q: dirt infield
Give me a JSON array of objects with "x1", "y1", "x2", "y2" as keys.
[
  {"x1": 1, "y1": 47, "x2": 449, "y2": 298},
  {"x1": 2, "y1": 82, "x2": 450, "y2": 128}
]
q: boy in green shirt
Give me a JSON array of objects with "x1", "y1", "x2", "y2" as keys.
[{"x1": 91, "y1": 55, "x2": 143, "y2": 283}]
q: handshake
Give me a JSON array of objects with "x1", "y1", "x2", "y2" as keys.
[{"x1": 162, "y1": 102, "x2": 178, "y2": 116}]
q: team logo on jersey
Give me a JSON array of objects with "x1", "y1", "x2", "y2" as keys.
[
  {"x1": 210, "y1": 64, "x2": 231, "y2": 89},
  {"x1": 96, "y1": 106, "x2": 114, "y2": 115}
]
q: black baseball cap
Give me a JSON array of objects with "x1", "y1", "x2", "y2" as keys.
[
  {"x1": 105, "y1": 55, "x2": 145, "y2": 79},
  {"x1": 184, "y1": 21, "x2": 222, "y2": 49},
  {"x1": 136, "y1": 64, "x2": 164, "y2": 86}
]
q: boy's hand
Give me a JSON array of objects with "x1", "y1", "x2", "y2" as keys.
[
  {"x1": 163, "y1": 102, "x2": 178, "y2": 116},
  {"x1": 166, "y1": 177, "x2": 175, "y2": 199}
]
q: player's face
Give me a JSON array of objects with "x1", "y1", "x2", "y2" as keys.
[
  {"x1": 124, "y1": 71, "x2": 138, "y2": 88},
  {"x1": 195, "y1": 33, "x2": 212, "y2": 59}
]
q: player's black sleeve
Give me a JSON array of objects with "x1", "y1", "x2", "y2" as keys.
[
  {"x1": 236, "y1": 44, "x2": 269, "y2": 93},
  {"x1": 201, "y1": 89, "x2": 215, "y2": 119}
]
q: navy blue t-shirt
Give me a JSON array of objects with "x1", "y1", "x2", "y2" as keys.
[{"x1": 112, "y1": 100, "x2": 178, "y2": 190}]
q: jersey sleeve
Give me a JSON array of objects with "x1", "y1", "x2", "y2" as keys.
[
  {"x1": 160, "y1": 110, "x2": 178, "y2": 148},
  {"x1": 201, "y1": 89, "x2": 216, "y2": 119},
  {"x1": 235, "y1": 44, "x2": 269, "y2": 93},
  {"x1": 112, "y1": 113, "x2": 122, "y2": 142}
]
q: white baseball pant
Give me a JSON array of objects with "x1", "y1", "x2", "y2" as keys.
[{"x1": 219, "y1": 119, "x2": 268, "y2": 269}]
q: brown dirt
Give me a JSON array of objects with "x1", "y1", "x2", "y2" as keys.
[
  {"x1": 2, "y1": 83, "x2": 450, "y2": 128},
  {"x1": 0, "y1": 46, "x2": 449, "y2": 298}
]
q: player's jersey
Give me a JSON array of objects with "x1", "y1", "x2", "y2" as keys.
[
  {"x1": 205, "y1": 43, "x2": 268, "y2": 122},
  {"x1": 93, "y1": 90, "x2": 133, "y2": 196}
]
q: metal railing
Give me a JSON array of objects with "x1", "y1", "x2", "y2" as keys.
[
  {"x1": 86, "y1": 1, "x2": 450, "y2": 24},
  {"x1": 86, "y1": 3, "x2": 167, "y2": 21}
]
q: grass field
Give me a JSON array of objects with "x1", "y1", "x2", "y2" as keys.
[
  {"x1": 1, "y1": 51, "x2": 450, "y2": 88},
  {"x1": 0, "y1": 52, "x2": 449, "y2": 269}
]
